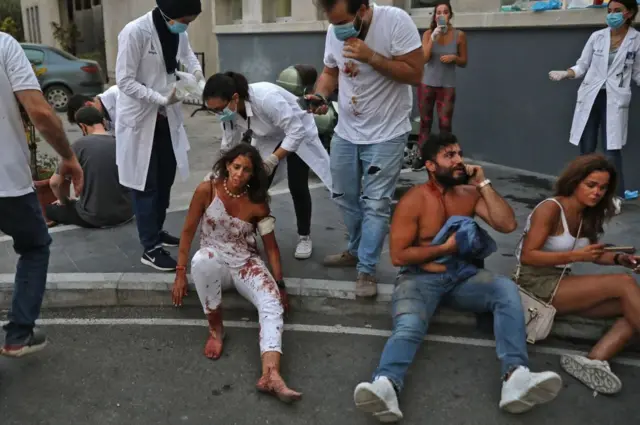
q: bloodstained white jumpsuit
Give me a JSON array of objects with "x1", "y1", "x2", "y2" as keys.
[{"x1": 191, "y1": 195, "x2": 284, "y2": 354}]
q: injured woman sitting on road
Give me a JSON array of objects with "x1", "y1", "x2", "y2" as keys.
[
  {"x1": 516, "y1": 153, "x2": 640, "y2": 395},
  {"x1": 171, "y1": 143, "x2": 301, "y2": 403}
]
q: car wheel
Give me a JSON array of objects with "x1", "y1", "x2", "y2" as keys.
[{"x1": 44, "y1": 85, "x2": 72, "y2": 112}]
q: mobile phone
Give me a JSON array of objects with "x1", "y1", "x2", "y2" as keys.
[
  {"x1": 297, "y1": 96, "x2": 325, "y2": 111},
  {"x1": 437, "y1": 16, "x2": 447, "y2": 27},
  {"x1": 603, "y1": 246, "x2": 636, "y2": 253}
]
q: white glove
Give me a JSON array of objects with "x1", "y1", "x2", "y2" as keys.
[
  {"x1": 263, "y1": 154, "x2": 280, "y2": 176},
  {"x1": 549, "y1": 70, "x2": 569, "y2": 82},
  {"x1": 431, "y1": 26, "x2": 443, "y2": 42},
  {"x1": 163, "y1": 88, "x2": 183, "y2": 106},
  {"x1": 194, "y1": 70, "x2": 205, "y2": 83}
]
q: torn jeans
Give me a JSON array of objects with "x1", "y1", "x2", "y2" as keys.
[{"x1": 329, "y1": 133, "x2": 407, "y2": 275}]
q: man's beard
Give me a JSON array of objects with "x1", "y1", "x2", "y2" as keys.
[{"x1": 433, "y1": 165, "x2": 469, "y2": 188}]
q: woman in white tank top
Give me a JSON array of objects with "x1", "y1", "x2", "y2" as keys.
[{"x1": 516, "y1": 154, "x2": 640, "y2": 395}]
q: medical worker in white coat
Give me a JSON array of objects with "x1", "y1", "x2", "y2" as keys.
[
  {"x1": 67, "y1": 85, "x2": 119, "y2": 133},
  {"x1": 115, "y1": 0, "x2": 204, "y2": 271},
  {"x1": 202, "y1": 71, "x2": 332, "y2": 260},
  {"x1": 549, "y1": 0, "x2": 640, "y2": 209}
]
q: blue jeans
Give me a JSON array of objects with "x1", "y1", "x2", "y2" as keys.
[
  {"x1": 373, "y1": 268, "x2": 529, "y2": 391},
  {"x1": 329, "y1": 133, "x2": 407, "y2": 275},
  {"x1": 131, "y1": 117, "x2": 177, "y2": 251},
  {"x1": 0, "y1": 192, "x2": 52, "y2": 344},
  {"x1": 580, "y1": 90, "x2": 625, "y2": 196}
]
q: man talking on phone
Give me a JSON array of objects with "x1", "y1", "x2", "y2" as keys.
[
  {"x1": 352, "y1": 132, "x2": 563, "y2": 422},
  {"x1": 308, "y1": 0, "x2": 423, "y2": 297}
]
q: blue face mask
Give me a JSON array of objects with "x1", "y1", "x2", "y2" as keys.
[
  {"x1": 167, "y1": 21, "x2": 188, "y2": 34},
  {"x1": 606, "y1": 12, "x2": 625, "y2": 29},
  {"x1": 159, "y1": 7, "x2": 189, "y2": 34},
  {"x1": 333, "y1": 16, "x2": 363, "y2": 42},
  {"x1": 218, "y1": 107, "x2": 236, "y2": 122}
]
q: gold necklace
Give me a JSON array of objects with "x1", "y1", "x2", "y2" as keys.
[{"x1": 223, "y1": 178, "x2": 247, "y2": 198}]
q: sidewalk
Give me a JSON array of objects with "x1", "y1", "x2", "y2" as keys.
[{"x1": 3, "y1": 105, "x2": 640, "y2": 346}]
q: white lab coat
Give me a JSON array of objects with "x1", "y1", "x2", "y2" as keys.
[
  {"x1": 115, "y1": 11, "x2": 202, "y2": 191},
  {"x1": 98, "y1": 84, "x2": 119, "y2": 126},
  {"x1": 569, "y1": 27, "x2": 640, "y2": 150},
  {"x1": 220, "y1": 82, "x2": 332, "y2": 189}
]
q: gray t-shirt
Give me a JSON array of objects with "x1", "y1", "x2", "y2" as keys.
[{"x1": 59, "y1": 134, "x2": 133, "y2": 227}]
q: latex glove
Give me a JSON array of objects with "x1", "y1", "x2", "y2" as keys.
[
  {"x1": 194, "y1": 70, "x2": 205, "y2": 83},
  {"x1": 263, "y1": 154, "x2": 280, "y2": 176},
  {"x1": 431, "y1": 26, "x2": 443, "y2": 41},
  {"x1": 163, "y1": 87, "x2": 182, "y2": 106},
  {"x1": 549, "y1": 70, "x2": 569, "y2": 82}
]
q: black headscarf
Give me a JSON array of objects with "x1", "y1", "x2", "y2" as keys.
[{"x1": 152, "y1": 0, "x2": 202, "y2": 74}]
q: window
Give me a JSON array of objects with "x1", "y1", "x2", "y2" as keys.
[
  {"x1": 23, "y1": 48, "x2": 45, "y2": 65},
  {"x1": 407, "y1": 0, "x2": 440, "y2": 8},
  {"x1": 34, "y1": 6, "x2": 41, "y2": 44},
  {"x1": 275, "y1": 0, "x2": 292, "y2": 21},
  {"x1": 231, "y1": 0, "x2": 243, "y2": 23}
]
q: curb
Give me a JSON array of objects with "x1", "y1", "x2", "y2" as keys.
[{"x1": 0, "y1": 273, "x2": 614, "y2": 344}]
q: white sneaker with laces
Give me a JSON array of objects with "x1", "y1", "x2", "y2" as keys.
[
  {"x1": 354, "y1": 376, "x2": 403, "y2": 423},
  {"x1": 560, "y1": 354, "x2": 622, "y2": 394},
  {"x1": 499, "y1": 366, "x2": 563, "y2": 414},
  {"x1": 294, "y1": 235, "x2": 313, "y2": 259}
]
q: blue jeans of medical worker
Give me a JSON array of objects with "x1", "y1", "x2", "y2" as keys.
[
  {"x1": 0, "y1": 192, "x2": 52, "y2": 344},
  {"x1": 329, "y1": 133, "x2": 407, "y2": 275},
  {"x1": 580, "y1": 90, "x2": 625, "y2": 197},
  {"x1": 131, "y1": 116, "x2": 177, "y2": 251},
  {"x1": 373, "y1": 268, "x2": 529, "y2": 391}
]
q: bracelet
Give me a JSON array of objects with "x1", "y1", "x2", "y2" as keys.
[
  {"x1": 476, "y1": 179, "x2": 492, "y2": 190},
  {"x1": 614, "y1": 253, "x2": 622, "y2": 266},
  {"x1": 369, "y1": 52, "x2": 379, "y2": 64},
  {"x1": 176, "y1": 265, "x2": 187, "y2": 272}
]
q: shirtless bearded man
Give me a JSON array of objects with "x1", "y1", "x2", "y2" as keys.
[{"x1": 352, "y1": 132, "x2": 563, "y2": 422}]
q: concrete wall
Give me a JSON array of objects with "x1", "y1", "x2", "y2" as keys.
[
  {"x1": 20, "y1": 0, "x2": 62, "y2": 47},
  {"x1": 216, "y1": 27, "x2": 640, "y2": 190}
]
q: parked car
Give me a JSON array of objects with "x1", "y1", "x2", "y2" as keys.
[{"x1": 20, "y1": 43, "x2": 105, "y2": 112}]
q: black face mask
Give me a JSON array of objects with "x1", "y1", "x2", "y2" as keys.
[{"x1": 433, "y1": 164, "x2": 469, "y2": 188}]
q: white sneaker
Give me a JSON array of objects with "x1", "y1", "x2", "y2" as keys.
[
  {"x1": 294, "y1": 235, "x2": 313, "y2": 260},
  {"x1": 560, "y1": 354, "x2": 622, "y2": 394},
  {"x1": 354, "y1": 376, "x2": 403, "y2": 423},
  {"x1": 613, "y1": 197, "x2": 622, "y2": 215},
  {"x1": 499, "y1": 366, "x2": 563, "y2": 414}
]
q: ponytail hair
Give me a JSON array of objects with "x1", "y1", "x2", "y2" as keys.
[
  {"x1": 202, "y1": 71, "x2": 250, "y2": 102},
  {"x1": 430, "y1": 0, "x2": 453, "y2": 32}
]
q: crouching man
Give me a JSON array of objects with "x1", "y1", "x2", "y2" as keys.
[
  {"x1": 47, "y1": 106, "x2": 133, "y2": 228},
  {"x1": 353, "y1": 132, "x2": 562, "y2": 422}
]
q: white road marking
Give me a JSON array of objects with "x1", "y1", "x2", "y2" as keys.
[{"x1": 23, "y1": 317, "x2": 640, "y2": 369}]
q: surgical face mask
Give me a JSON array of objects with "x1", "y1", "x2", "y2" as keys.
[
  {"x1": 218, "y1": 107, "x2": 236, "y2": 122},
  {"x1": 606, "y1": 12, "x2": 625, "y2": 29},
  {"x1": 333, "y1": 15, "x2": 364, "y2": 41},
  {"x1": 159, "y1": 7, "x2": 189, "y2": 34}
]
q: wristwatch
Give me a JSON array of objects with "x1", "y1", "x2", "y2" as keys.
[
  {"x1": 477, "y1": 179, "x2": 492, "y2": 190},
  {"x1": 276, "y1": 279, "x2": 286, "y2": 289}
]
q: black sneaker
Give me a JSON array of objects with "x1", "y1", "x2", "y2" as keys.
[
  {"x1": 141, "y1": 247, "x2": 177, "y2": 272},
  {"x1": 1, "y1": 330, "x2": 47, "y2": 358},
  {"x1": 160, "y1": 230, "x2": 180, "y2": 247}
]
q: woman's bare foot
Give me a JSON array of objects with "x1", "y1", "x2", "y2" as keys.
[
  {"x1": 256, "y1": 369, "x2": 302, "y2": 403},
  {"x1": 204, "y1": 308, "x2": 224, "y2": 360}
]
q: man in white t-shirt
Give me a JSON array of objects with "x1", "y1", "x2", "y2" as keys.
[
  {"x1": 0, "y1": 32, "x2": 83, "y2": 357},
  {"x1": 309, "y1": 0, "x2": 423, "y2": 297}
]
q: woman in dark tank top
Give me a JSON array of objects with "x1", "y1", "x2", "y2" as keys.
[{"x1": 414, "y1": 0, "x2": 468, "y2": 170}]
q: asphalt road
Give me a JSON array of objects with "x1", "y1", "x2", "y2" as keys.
[{"x1": 1, "y1": 307, "x2": 640, "y2": 425}]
